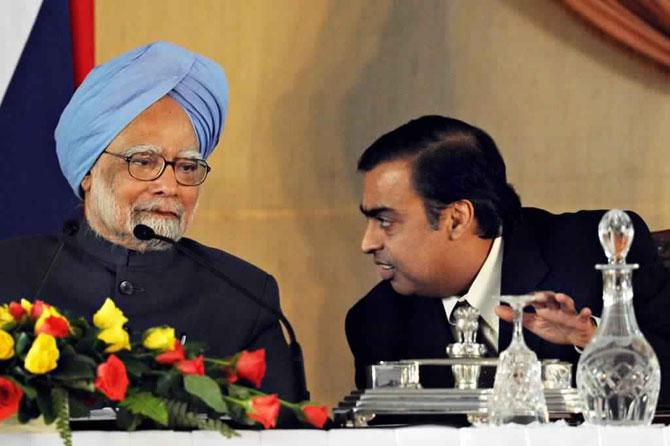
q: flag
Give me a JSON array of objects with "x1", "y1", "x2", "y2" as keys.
[{"x1": 0, "y1": 0, "x2": 94, "y2": 239}]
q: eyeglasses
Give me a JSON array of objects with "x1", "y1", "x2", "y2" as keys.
[{"x1": 103, "y1": 150, "x2": 211, "y2": 186}]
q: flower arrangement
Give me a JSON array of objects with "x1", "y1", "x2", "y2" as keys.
[{"x1": 0, "y1": 298, "x2": 329, "y2": 446}]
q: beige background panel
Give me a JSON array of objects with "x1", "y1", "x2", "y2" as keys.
[
  {"x1": 96, "y1": 0, "x2": 670, "y2": 408},
  {"x1": 442, "y1": 0, "x2": 670, "y2": 227}
]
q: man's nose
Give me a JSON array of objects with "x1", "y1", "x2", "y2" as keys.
[
  {"x1": 361, "y1": 222, "x2": 382, "y2": 254},
  {"x1": 151, "y1": 164, "x2": 179, "y2": 195}
]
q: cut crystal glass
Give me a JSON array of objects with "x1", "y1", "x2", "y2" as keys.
[{"x1": 488, "y1": 294, "x2": 549, "y2": 425}]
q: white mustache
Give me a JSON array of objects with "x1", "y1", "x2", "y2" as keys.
[{"x1": 133, "y1": 200, "x2": 184, "y2": 217}]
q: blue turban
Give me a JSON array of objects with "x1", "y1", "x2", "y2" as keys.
[{"x1": 55, "y1": 41, "x2": 228, "y2": 199}]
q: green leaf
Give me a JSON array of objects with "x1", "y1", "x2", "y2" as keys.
[
  {"x1": 52, "y1": 353, "x2": 95, "y2": 381},
  {"x1": 1, "y1": 321, "x2": 17, "y2": 331},
  {"x1": 226, "y1": 401, "x2": 252, "y2": 425},
  {"x1": 165, "y1": 399, "x2": 237, "y2": 438},
  {"x1": 18, "y1": 396, "x2": 40, "y2": 423},
  {"x1": 182, "y1": 341, "x2": 206, "y2": 357},
  {"x1": 122, "y1": 357, "x2": 151, "y2": 379},
  {"x1": 183, "y1": 375, "x2": 227, "y2": 413},
  {"x1": 53, "y1": 387, "x2": 72, "y2": 446},
  {"x1": 58, "y1": 344, "x2": 77, "y2": 358},
  {"x1": 14, "y1": 332, "x2": 30, "y2": 356},
  {"x1": 60, "y1": 380, "x2": 95, "y2": 392},
  {"x1": 197, "y1": 417, "x2": 238, "y2": 438},
  {"x1": 67, "y1": 396, "x2": 91, "y2": 419},
  {"x1": 156, "y1": 369, "x2": 180, "y2": 397},
  {"x1": 68, "y1": 319, "x2": 84, "y2": 339},
  {"x1": 11, "y1": 365, "x2": 32, "y2": 380},
  {"x1": 115, "y1": 407, "x2": 142, "y2": 431},
  {"x1": 227, "y1": 383, "x2": 252, "y2": 400},
  {"x1": 74, "y1": 324, "x2": 104, "y2": 358},
  {"x1": 71, "y1": 316, "x2": 89, "y2": 330},
  {"x1": 36, "y1": 388, "x2": 56, "y2": 424},
  {"x1": 18, "y1": 383, "x2": 37, "y2": 400},
  {"x1": 119, "y1": 391, "x2": 169, "y2": 426}
]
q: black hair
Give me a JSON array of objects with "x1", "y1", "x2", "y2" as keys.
[{"x1": 357, "y1": 115, "x2": 521, "y2": 238}]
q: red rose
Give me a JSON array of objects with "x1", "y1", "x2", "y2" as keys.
[
  {"x1": 8, "y1": 302, "x2": 25, "y2": 321},
  {"x1": 247, "y1": 394, "x2": 280, "y2": 429},
  {"x1": 155, "y1": 340, "x2": 185, "y2": 365},
  {"x1": 37, "y1": 316, "x2": 70, "y2": 338},
  {"x1": 0, "y1": 377, "x2": 23, "y2": 421},
  {"x1": 94, "y1": 354, "x2": 129, "y2": 401},
  {"x1": 176, "y1": 355, "x2": 204, "y2": 376},
  {"x1": 301, "y1": 404, "x2": 329, "y2": 428},
  {"x1": 31, "y1": 300, "x2": 49, "y2": 319},
  {"x1": 234, "y1": 349, "x2": 266, "y2": 389}
]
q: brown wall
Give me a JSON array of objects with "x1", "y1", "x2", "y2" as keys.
[{"x1": 96, "y1": 0, "x2": 670, "y2": 408}]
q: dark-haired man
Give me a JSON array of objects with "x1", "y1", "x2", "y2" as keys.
[{"x1": 346, "y1": 116, "x2": 670, "y2": 402}]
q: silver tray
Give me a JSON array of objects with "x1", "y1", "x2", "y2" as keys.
[{"x1": 333, "y1": 387, "x2": 584, "y2": 427}]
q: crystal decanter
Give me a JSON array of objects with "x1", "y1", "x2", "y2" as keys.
[{"x1": 576, "y1": 209, "x2": 660, "y2": 425}]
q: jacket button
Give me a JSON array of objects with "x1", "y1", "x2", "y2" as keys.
[{"x1": 118, "y1": 280, "x2": 134, "y2": 295}]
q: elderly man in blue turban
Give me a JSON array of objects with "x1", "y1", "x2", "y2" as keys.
[{"x1": 0, "y1": 42, "x2": 305, "y2": 408}]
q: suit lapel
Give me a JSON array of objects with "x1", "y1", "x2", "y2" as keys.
[
  {"x1": 405, "y1": 297, "x2": 454, "y2": 359},
  {"x1": 405, "y1": 297, "x2": 457, "y2": 388},
  {"x1": 499, "y1": 213, "x2": 550, "y2": 353}
]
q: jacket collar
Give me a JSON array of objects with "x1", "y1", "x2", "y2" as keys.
[
  {"x1": 501, "y1": 213, "x2": 549, "y2": 294},
  {"x1": 71, "y1": 218, "x2": 177, "y2": 267}
]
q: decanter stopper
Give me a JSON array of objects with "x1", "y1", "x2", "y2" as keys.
[{"x1": 598, "y1": 209, "x2": 634, "y2": 265}]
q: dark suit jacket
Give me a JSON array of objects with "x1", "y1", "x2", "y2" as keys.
[
  {"x1": 0, "y1": 220, "x2": 303, "y2": 405},
  {"x1": 346, "y1": 208, "x2": 670, "y2": 403}
]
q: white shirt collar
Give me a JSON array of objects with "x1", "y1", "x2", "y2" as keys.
[{"x1": 442, "y1": 236, "x2": 503, "y2": 336}]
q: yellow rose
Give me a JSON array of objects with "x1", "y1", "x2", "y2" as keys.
[
  {"x1": 20, "y1": 299, "x2": 32, "y2": 316},
  {"x1": 0, "y1": 305, "x2": 13, "y2": 328},
  {"x1": 98, "y1": 325, "x2": 131, "y2": 353},
  {"x1": 0, "y1": 329, "x2": 15, "y2": 360},
  {"x1": 93, "y1": 298, "x2": 128, "y2": 329},
  {"x1": 24, "y1": 334, "x2": 59, "y2": 374},
  {"x1": 142, "y1": 327, "x2": 176, "y2": 351}
]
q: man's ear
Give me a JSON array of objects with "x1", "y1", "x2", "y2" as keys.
[
  {"x1": 80, "y1": 173, "x2": 92, "y2": 194},
  {"x1": 447, "y1": 199, "x2": 475, "y2": 240}
]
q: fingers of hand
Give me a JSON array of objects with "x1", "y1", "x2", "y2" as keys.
[
  {"x1": 555, "y1": 293, "x2": 576, "y2": 313},
  {"x1": 530, "y1": 291, "x2": 560, "y2": 310},
  {"x1": 534, "y1": 306, "x2": 582, "y2": 328},
  {"x1": 521, "y1": 312, "x2": 539, "y2": 331},
  {"x1": 530, "y1": 291, "x2": 554, "y2": 304},
  {"x1": 522, "y1": 311, "x2": 582, "y2": 345},
  {"x1": 577, "y1": 307, "x2": 593, "y2": 323},
  {"x1": 495, "y1": 305, "x2": 514, "y2": 322},
  {"x1": 534, "y1": 305, "x2": 594, "y2": 332},
  {"x1": 530, "y1": 292, "x2": 578, "y2": 314}
]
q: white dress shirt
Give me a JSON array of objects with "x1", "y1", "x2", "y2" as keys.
[{"x1": 442, "y1": 237, "x2": 503, "y2": 353}]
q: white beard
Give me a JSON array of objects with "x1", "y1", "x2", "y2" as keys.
[{"x1": 87, "y1": 174, "x2": 190, "y2": 251}]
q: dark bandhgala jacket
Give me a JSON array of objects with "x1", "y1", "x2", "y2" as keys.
[
  {"x1": 346, "y1": 208, "x2": 670, "y2": 404},
  {"x1": 0, "y1": 220, "x2": 302, "y2": 404}
]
